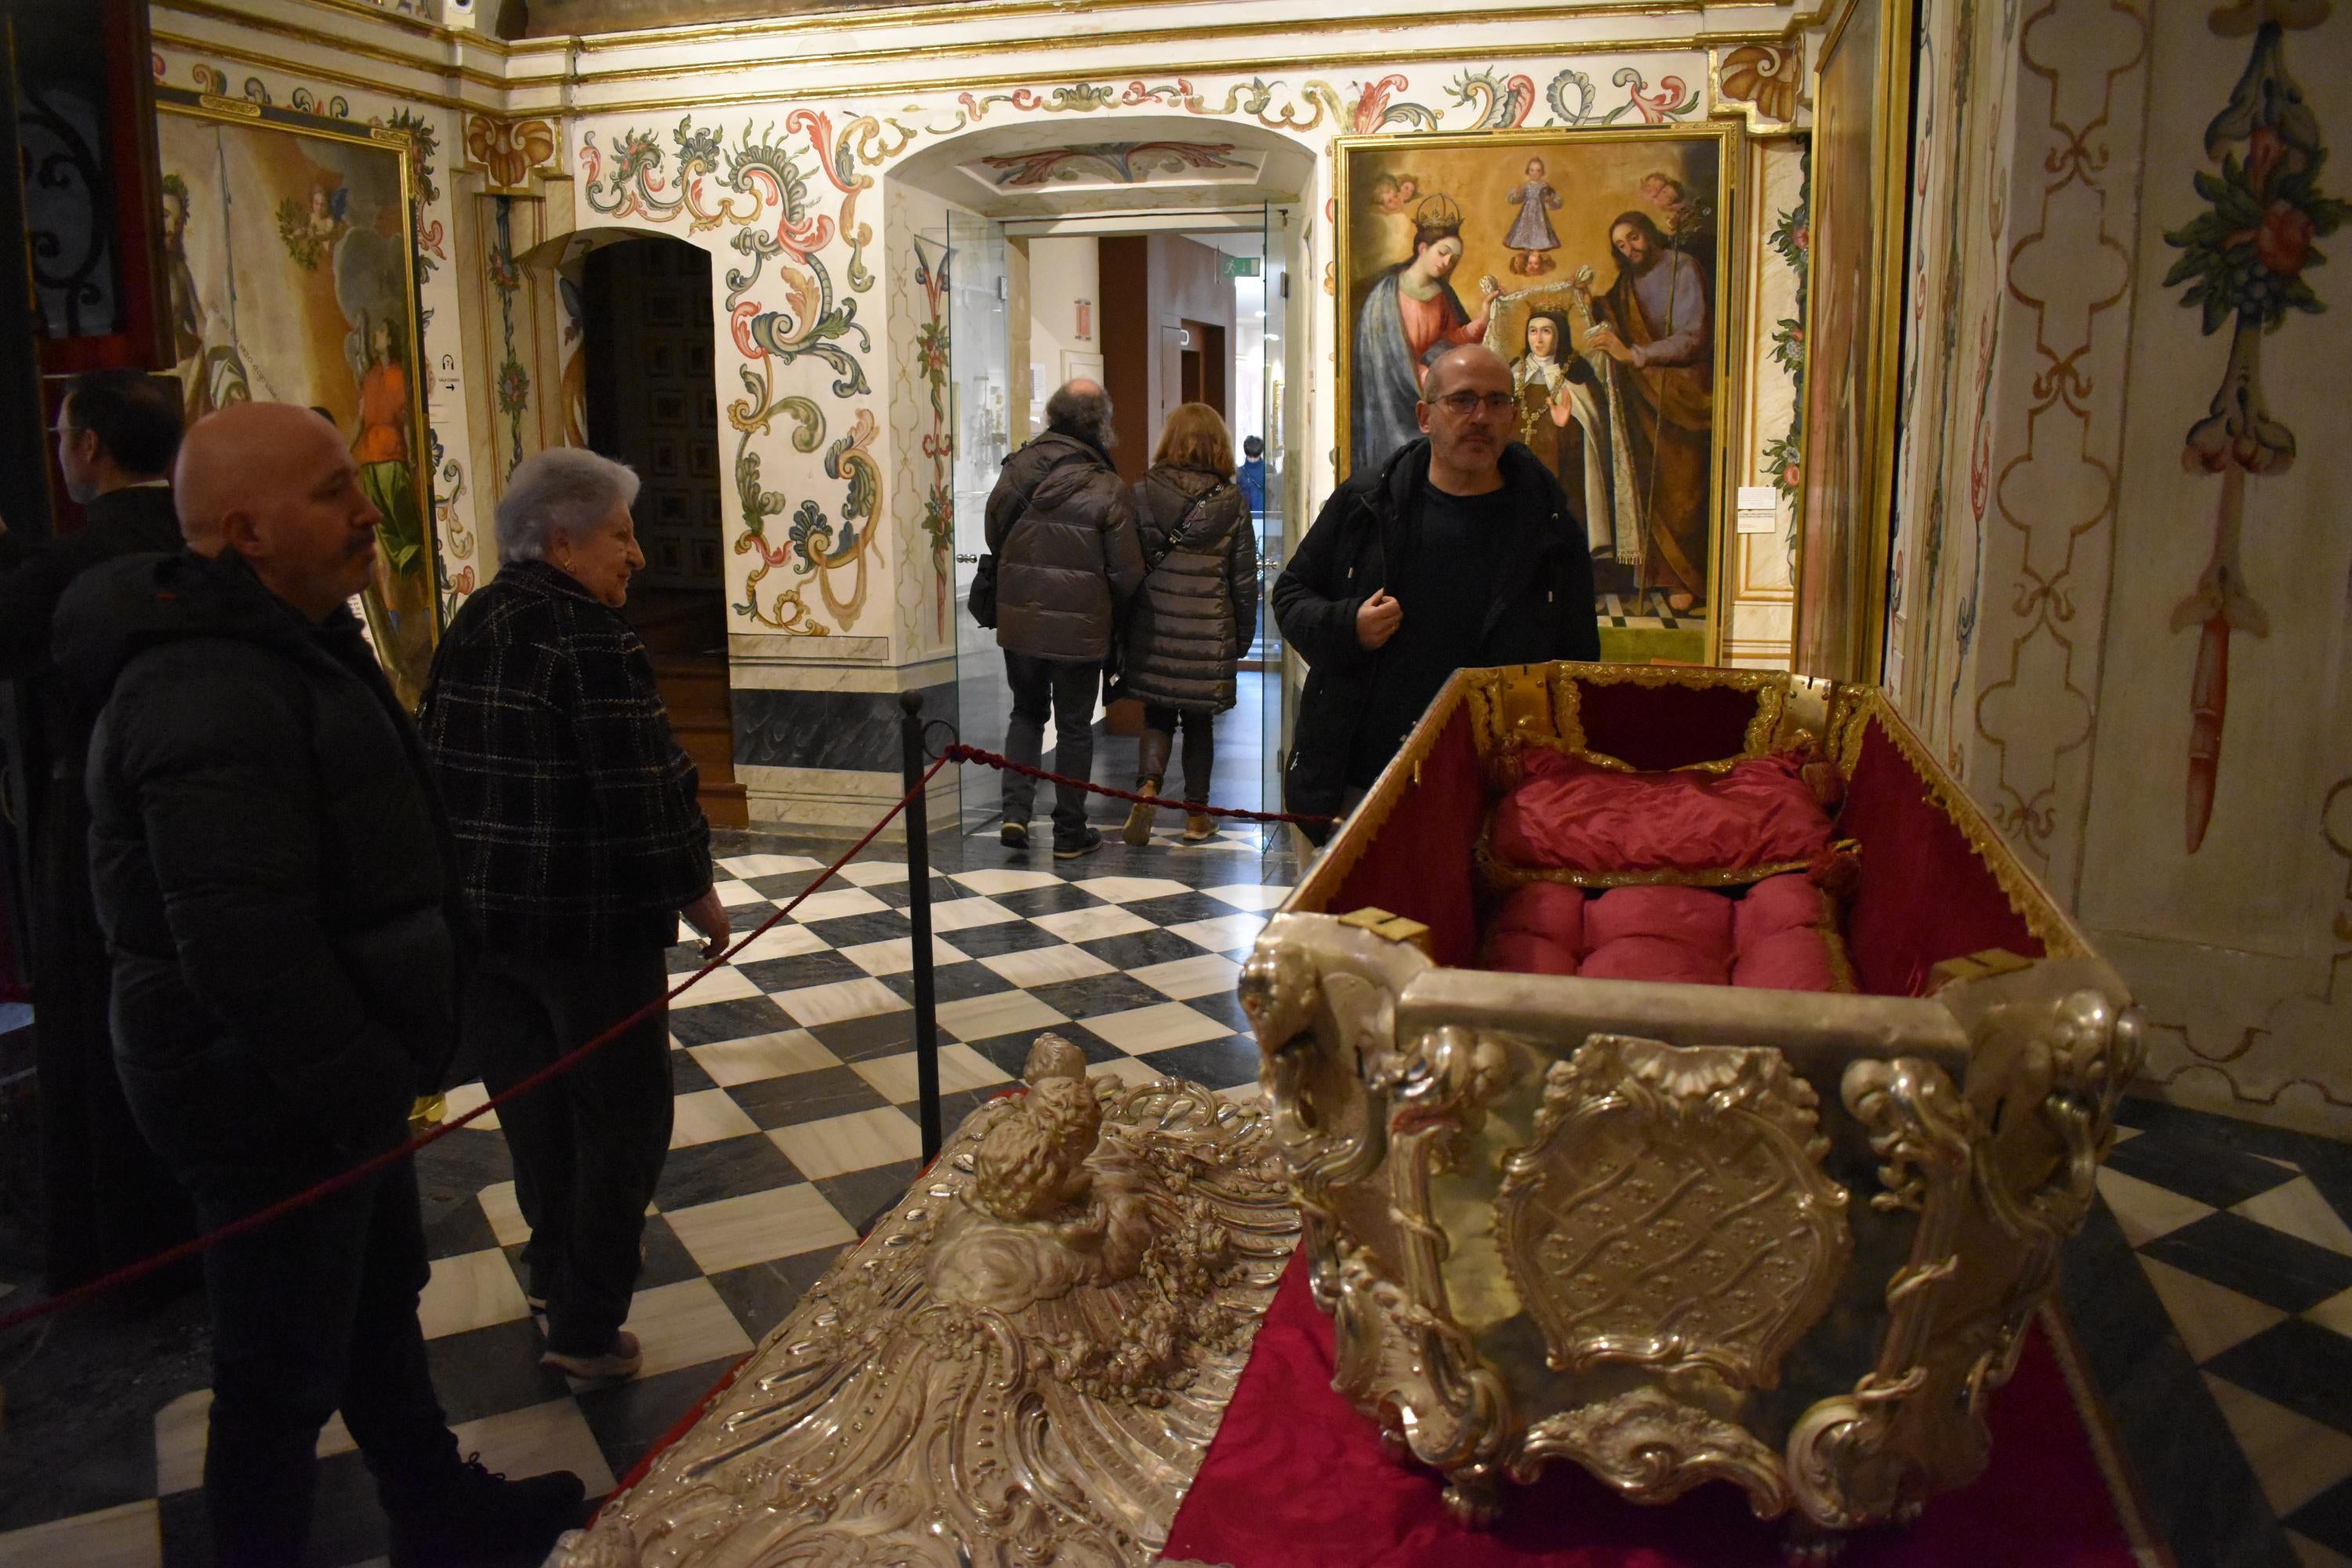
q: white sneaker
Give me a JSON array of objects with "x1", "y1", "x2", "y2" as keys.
[{"x1": 539, "y1": 1330, "x2": 641, "y2": 1381}]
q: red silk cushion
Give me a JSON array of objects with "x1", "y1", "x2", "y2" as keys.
[
  {"x1": 1731, "y1": 927, "x2": 1835, "y2": 992},
  {"x1": 1491, "y1": 750, "x2": 1835, "y2": 880},
  {"x1": 1484, "y1": 930, "x2": 1581, "y2": 975},
  {"x1": 1734, "y1": 873, "x2": 1826, "y2": 951},
  {"x1": 1584, "y1": 884, "x2": 1733, "y2": 956},
  {"x1": 1490, "y1": 883, "x2": 1586, "y2": 948},
  {"x1": 1580, "y1": 935, "x2": 1730, "y2": 986}
]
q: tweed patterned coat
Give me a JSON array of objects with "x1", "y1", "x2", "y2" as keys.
[{"x1": 418, "y1": 559, "x2": 710, "y2": 955}]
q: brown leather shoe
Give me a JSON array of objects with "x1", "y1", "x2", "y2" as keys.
[
  {"x1": 1123, "y1": 778, "x2": 1160, "y2": 845},
  {"x1": 1181, "y1": 812, "x2": 1218, "y2": 844}
]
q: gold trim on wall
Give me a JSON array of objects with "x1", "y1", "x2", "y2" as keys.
[
  {"x1": 157, "y1": 0, "x2": 509, "y2": 93},
  {"x1": 153, "y1": 30, "x2": 483, "y2": 116},
  {"x1": 533, "y1": 0, "x2": 1835, "y2": 58},
  {"x1": 1788, "y1": 0, "x2": 1914, "y2": 684},
  {"x1": 1333, "y1": 124, "x2": 1744, "y2": 667},
  {"x1": 561, "y1": 36, "x2": 1779, "y2": 118}
]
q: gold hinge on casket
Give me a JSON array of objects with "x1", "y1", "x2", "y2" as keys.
[{"x1": 1338, "y1": 906, "x2": 1433, "y2": 954}]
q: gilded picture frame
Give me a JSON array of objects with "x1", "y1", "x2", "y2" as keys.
[
  {"x1": 1334, "y1": 125, "x2": 1741, "y2": 666},
  {"x1": 154, "y1": 89, "x2": 440, "y2": 707},
  {"x1": 1790, "y1": 0, "x2": 1916, "y2": 684}
]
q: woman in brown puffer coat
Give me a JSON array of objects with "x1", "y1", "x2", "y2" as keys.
[{"x1": 1120, "y1": 403, "x2": 1260, "y2": 844}]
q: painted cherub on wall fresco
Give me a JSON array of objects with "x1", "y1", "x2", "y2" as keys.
[{"x1": 1504, "y1": 157, "x2": 1563, "y2": 275}]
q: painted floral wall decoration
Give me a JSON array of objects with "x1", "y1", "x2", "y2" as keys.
[
  {"x1": 1763, "y1": 144, "x2": 1810, "y2": 503},
  {"x1": 2161, "y1": 8, "x2": 2344, "y2": 851}
]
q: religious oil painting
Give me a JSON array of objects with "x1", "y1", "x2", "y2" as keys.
[
  {"x1": 155, "y1": 92, "x2": 438, "y2": 706},
  {"x1": 1791, "y1": 0, "x2": 1914, "y2": 683},
  {"x1": 1337, "y1": 128, "x2": 1735, "y2": 664}
]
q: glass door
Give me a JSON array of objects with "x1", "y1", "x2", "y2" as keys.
[
  {"x1": 1260, "y1": 203, "x2": 1304, "y2": 848},
  {"x1": 944, "y1": 210, "x2": 1012, "y2": 836}
]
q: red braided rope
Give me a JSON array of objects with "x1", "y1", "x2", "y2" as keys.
[
  {"x1": 942, "y1": 742, "x2": 1334, "y2": 826},
  {"x1": 0, "y1": 755, "x2": 952, "y2": 1336}
]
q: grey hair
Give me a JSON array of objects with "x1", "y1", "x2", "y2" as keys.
[
  {"x1": 496, "y1": 447, "x2": 641, "y2": 565},
  {"x1": 1045, "y1": 381, "x2": 1116, "y2": 449}
]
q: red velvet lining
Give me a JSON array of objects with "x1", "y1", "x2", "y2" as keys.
[
  {"x1": 1331, "y1": 706, "x2": 1484, "y2": 968},
  {"x1": 1162, "y1": 1253, "x2": 2141, "y2": 1567},
  {"x1": 1840, "y1": 718, "x2": 2042, "y2": 996},
  {"x1": 1571, "y1": 676, "x2": 1760, "y2": 771}
]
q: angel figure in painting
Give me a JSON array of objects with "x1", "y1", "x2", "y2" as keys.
[
  {"x1": 1577, "y1": 212, "x2": 1713, "y2": 615},
  {"x1": 350, "y1": 314, "x2": 436, "y2": 705},
  {"x1": 1504, "y1": 158, "x2": 1563, "y2": 276},
  {"x1": 1350, "y1": 194, "x2": 1502, "y2": 472}
]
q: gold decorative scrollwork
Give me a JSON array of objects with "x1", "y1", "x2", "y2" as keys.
[
  {"x1": 1787, "y1": 1056, "x2": 1974, "y2": 1527},
  {"x1": 1512, "y1": 1388, "x2": 1791, "y2": 1517},
  {"x1": 1496, "y1": 1036, "x2": 1851, "y2": 1392}
]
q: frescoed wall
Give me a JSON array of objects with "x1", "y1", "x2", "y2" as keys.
[
  {"x1": 144, "y1": 1, "x2": 1815, "y2": 829},
  {"x1": 1885, "y1": 0, "x2": 2352, "y2": 1134}
]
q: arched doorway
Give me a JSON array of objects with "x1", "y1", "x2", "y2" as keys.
[
  {"x1": 886, "y1": 119, "x2": 1314, "y2": 845},
  {"x1": 513, "y1": 224, "x2": 746, "y2": 826}
]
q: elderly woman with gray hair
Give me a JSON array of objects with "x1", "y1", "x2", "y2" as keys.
[{"x1": 419, "y1": 447, "x2": 728, "y2": 1382}]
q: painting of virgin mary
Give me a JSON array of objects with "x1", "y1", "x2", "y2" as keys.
[{"x1": 1349, "y1": 194, "x2": 1501, "y2": 473}]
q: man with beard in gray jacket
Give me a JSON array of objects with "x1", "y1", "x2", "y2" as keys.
[{"x1": 984, "y1": 379, "x2": 1145, "y2": 859}]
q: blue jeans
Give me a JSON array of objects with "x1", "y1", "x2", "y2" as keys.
[{"x1": 1001, "y1": 650, "x2": 1098, "y2": 840}]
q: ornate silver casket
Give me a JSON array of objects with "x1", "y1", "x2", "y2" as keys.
[{"x1": 1241, "y1": 662, "x2": 2142, "y2": 1549}]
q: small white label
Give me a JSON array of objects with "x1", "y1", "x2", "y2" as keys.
[{"x1": 1735, "y1": 485, "x2": 1778, "y2": 535}]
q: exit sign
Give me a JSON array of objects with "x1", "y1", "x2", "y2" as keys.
[{"x1": 1221, "y1": 255, "x2": 1261, "y2": 278}]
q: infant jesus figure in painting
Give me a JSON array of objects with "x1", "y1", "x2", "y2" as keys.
[{"x1": 1505, "y1": 157, "x2": 1563, "y2": 276}]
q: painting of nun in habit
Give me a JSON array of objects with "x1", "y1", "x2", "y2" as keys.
[{"x1": 1492, "y1": 293, "x2": 1646, "y2": 580}]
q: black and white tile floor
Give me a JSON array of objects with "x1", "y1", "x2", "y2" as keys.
[{"x1": 3, "y1": 822, "x2": 2351, "y2": 1568}]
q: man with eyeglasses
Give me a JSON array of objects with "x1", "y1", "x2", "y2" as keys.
[{"x1": 1274, "y1": 343, "x2": 1598, "y2": 839}]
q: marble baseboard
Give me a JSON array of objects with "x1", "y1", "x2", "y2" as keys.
[
  {"x1": 734, "y1": 682, "x2": 956, "y2": 775},
  {"x1": 739, "y1": 762, "x2": 958, "y2": 839}
]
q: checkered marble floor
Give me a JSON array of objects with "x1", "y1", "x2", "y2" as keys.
[
  {"x1": 2079, "y1": 1098, "x2": 2352, "y2": 1568},
  {"x1": 4, "y1": 823, "x2": 2350, "y2": 1568}
]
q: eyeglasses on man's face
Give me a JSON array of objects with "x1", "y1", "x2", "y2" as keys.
[{"x1": 1428, "y1": 391, "x2": 1516, "y2": 417}]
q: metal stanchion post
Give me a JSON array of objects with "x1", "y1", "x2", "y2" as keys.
[{"x1": 900, "y1": 692, "x2": 943, "y2": 1163}]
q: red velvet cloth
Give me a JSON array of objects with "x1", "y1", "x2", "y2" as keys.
[
  {"x1": 1571, "y1": 677, "x2": 1762, "y2": 771},
  {"x1": 1333, "y1": 706, "x2": 1486, "y2": 967},
  {"x1": 1165, "y1": 1254, "x2": 2143, "y2": 1568},
  {"x1": 1838, "y1": 719, "x2": 2042, "y2": 996},
  {"x1": 1492, "y1": 751, "x2": 1835, "y2": 880}
]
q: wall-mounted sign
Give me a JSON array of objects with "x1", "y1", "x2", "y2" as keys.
[{"x1": 1221, "y1": 255, "x2": 1262, "y2": 278}]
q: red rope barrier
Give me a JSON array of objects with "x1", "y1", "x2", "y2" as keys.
[
  {"x1": 942, "y1": 742, "x2": 1334, "y2": 826},
  {"x1": 0, "y1": 755, "x2": 952, "y2": 1338}
]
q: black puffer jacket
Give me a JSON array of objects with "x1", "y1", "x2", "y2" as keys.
[
  {"x1": 56, "y1": 550, "x2": 461, "y2": 1170},
  {"x1": 985, "y1": 429, "x2": 1145, "y2": 662},
  {"x1": 1272, "y1": 437, "x2": 1599, "y2": 834},
  {"x1": 1121, "y1": 464, "x2": 1259, "y2": 712}
]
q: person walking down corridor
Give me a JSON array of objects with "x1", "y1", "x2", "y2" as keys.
[
  {"x1": 419, "y1": 448, "x2": 728, "y2": 1385},
  {"x1": 1119, "y1": 403, "x2": 1259, "y2": 845},
  {"x1": 985, "y1": 378, "x2": 1145, "y2": 859},
  {"x1": 56, "y1": 402, "x2": 587, "y2": 1567}
]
